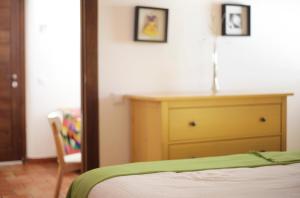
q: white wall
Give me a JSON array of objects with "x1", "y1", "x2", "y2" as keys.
[
  {"x1": 26, "y1": 0, "x2": 81, "y2": 158},
  {"x1": 99, "y1": 0, "x2": 300, "y2": 166}
]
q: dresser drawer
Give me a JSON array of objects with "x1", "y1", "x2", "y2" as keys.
[
  {"x1": 169, "y1": 105, "x2": 281, "y2": 142},
  {"x1": 169, "y1": 136, "x2": 281, "y2": 159}
]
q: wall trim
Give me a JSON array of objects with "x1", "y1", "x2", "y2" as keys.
[{"x1": 25, "y1": 157, "x2": 57, "y2": 163}]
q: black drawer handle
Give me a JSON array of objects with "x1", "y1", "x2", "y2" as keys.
[
  {"x1": 189, "y1": 121, "x2": 197, "y2": 127},
  {"x1": 260, "y1": 117, "x2": 267, "y2": 123}
]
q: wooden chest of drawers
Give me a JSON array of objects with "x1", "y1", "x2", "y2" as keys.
[{"x1": 128, "y1": 92, "x2": 292, "y2": 162}]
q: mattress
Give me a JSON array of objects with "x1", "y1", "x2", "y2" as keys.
[
  {"x1": 66, "y1": 152, "x2": 300, "y2": 198},
  {"x1": 89, "y1": 163, "x2": 300, "y2": 198}
]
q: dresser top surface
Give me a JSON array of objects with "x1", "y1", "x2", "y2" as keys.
[{"x1": 126, "y1": 91, "x2": 293, "y2": 101}]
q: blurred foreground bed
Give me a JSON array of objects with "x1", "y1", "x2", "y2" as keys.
[{"x1": 67, "y1": 151, "x2": 300, "y2": 198}]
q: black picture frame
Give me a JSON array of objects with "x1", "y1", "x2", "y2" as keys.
[
  {"x1": 222, "y1": 4, "x2": 251, "y2": 36},
  {"x1": 134, "y1": 6, "x2": 169, "y2": 43}
]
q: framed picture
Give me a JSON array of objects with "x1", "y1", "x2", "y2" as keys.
[
  {"x1": 134, "y1": 6, "x2": 169, "y2": 43},
  {"x1": 222, "y1": 4, "x2": 251, "y2": 36}
]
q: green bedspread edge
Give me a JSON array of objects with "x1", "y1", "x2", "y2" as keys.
[{"x1": 66, "y1": 151, "x2": 300, "y2": 198}]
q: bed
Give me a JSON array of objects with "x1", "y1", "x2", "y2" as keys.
[{"x1": 67, "y1": 151, "x2": 300, "y2": 198}]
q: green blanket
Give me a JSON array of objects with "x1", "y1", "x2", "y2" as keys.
[{"x1": 66, "y1": 151, "x2": 300, "y2": 198}]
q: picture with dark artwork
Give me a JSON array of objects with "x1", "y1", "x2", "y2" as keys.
[{"x1": 222, "y1": 4, "x2": 251, "y2": 36}]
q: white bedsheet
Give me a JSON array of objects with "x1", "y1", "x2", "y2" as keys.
[{"x1": 89, "y1": 163, "x2": 300, "y2": 198}]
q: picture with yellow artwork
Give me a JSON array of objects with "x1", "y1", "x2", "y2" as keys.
[{"x1": 134, "y1": 6, "x2": 168, "y2": 42}]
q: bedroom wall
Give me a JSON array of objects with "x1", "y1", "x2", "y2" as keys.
[
  {"x1": 26, "y1": 0, "x2": 81, "y2": 158},
  {"x1": 99, "y1": 0, "x2": 300, "y2": 166}
]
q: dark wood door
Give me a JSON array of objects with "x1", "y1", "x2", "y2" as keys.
[{"x1": 0, "y1": 0, "x2": 25, "y2": 161}]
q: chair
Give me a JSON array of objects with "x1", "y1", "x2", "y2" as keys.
[{"x1": 48, "y1": 111, "x2": 82, "y2": 198}]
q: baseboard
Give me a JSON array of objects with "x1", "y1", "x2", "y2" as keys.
[
  {"x1": 25, "y1": 157, "x2": 57, "y2": 163},
  {"x1": 0, "y1": 160, "x2": 22, "y2": 166}
]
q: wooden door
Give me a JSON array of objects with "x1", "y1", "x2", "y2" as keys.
[{"x1": 0, "y1": 0, "x2": 25, "y2": 161}]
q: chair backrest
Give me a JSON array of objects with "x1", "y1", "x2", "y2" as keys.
[{"x1": 48, "y1": 111, "x2": 65, "y2": 165}]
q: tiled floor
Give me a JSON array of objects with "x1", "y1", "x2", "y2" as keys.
[{"x1": 0, "y1": 161, "x2": 79, "y2": 198}]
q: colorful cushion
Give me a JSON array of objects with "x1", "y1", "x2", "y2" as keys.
[{"x1": 60, "y1": 108, "x2": 81, "y2": 154}]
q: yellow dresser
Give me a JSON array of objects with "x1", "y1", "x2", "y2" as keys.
[{"x1": 127, "y1": 92, "x2": 293, "y2": 162}]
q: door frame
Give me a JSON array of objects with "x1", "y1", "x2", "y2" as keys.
[
  {"x1": 19, "y1": 0, "x2": 27, "y2": 162},
  {"x1": 19, "y1": 0, "x2": 99, "y2": 171},
  {"x1": 81, "y1": 0, "x2": 99, "y2": 171}
]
